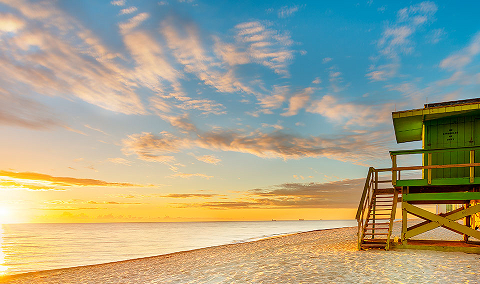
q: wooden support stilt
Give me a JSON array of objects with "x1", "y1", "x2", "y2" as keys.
[{"x1": 402, "y1": 202, "x2": 407, "y2": 245}]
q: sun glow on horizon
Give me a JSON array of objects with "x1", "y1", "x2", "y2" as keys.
[
  {"x1": 0, "y1": 207, "x2": 12, "y2": 225},
  {"x1": 0, "y1": 226, "x2": 7, "y2": 275}
]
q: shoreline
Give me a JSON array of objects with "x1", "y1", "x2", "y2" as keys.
[
  {"x1": 0, "y1": 225, "x2": 356, "y2": 281},
  {"x1": 2, "y1": 224, "x2": 480, "y2": 283}
]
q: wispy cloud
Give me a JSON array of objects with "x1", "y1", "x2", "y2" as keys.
[
  {"x1": 426, "y1": 28, "x2": 445, "y2": 44},
  {"x1": 322, "y1": 57, "x2": 332, "y2": 64},
  {"x1": 119, "y1": 7, "x2": 137, "y2": 15},
  {"x1": 277, "y1": 5, "x2": 300, "y2": 18},
  {"x1": 161, "y1": 193, "x2": 219, "y2": 198},
  {"x1": 234, "y1": 21, "x2": 294, "y2": 76},
  {"x1": 307, "y1": 95, "x2": 393, "y2": 127},
  {"x1": 0, "y1": 170, "x2": 147, "y2": 190},
  {"x1": 195, "y1": 155, "x2": 221, "y2": 165},
  {"x1": 123, "y1": 125, "x2": 390, "y2": 165},
  {"x1": 367, "y1": 1, "x2": 438, "y2": 81},
  {"x1": 108, "y1": 158, "x2": 132, "y2": 166},
  {"x1": 111, "y1": 0, "x2": 125, "y2": 6},
  {"x1": 0, "y1": 12, "x2": 25, "y2": 32},
  {"x1": 171, "y1": 173, "x2": 213, "y2": 179},
  {"x1": 84, "y1": 124, "x2": 109, "y2": 136},
  {"x1": 0, "y1": 2, "x2": 146, "y2": 115},
  {"x1": 281, "y1": 87, "x2": 314, "y2": 116},
  {"x1": 440, "y1": 32, "x2": 480, "y2": 71},
  {"x1": 0, "y1": 89, "x2": 61, "y2": 130},
  {"x1": 119, "y1": 12, "x2": 149, "y2": 33},
  {"x1": 174, "y1": 178, "x2": 365, "y2": 209}
]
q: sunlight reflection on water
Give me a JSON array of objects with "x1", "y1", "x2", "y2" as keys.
[
  {"x1": 0, "y1": 225, "x2": 7, "y2": 275},
  {"x1": 0, "y1": 220, "x2": 356, "y2": 276}
]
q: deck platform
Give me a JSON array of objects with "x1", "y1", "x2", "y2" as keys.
[{"x1": 393, "y1": 240, "x2": 480, "y2": 253}]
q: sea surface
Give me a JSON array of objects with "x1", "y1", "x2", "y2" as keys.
[{"x1": 0, "y1": 220, "x2": 356, "y2": 276}]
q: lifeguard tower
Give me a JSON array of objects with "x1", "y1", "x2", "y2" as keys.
[{"x1": 356, "y1": 98, "x2": 480, "y2": 252}]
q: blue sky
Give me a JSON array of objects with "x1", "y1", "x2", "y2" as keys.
[{"x1": 0, "y1": 0, "x2": 479, "y2": 222}]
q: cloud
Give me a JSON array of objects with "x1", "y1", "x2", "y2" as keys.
[
  {"x1": 281, "y1": 87, "x2": 313, "y2": 116},
  {"x1": 322, "y1": 57, "x2": 332, "y2": 64},
  {"x1": 84, "y1": 124, "x2": 109, "y2": 135},
  {"x1": 257, "y1": 85, "x2": 289, "y2": 110},
  {"x1": 119, "y1": 12, "x2": 149, "y2": 33},
  {"x1": 261, "y1": 123, "x2": 283, "y2": 130},
  {"x1": 111, "y1": 0, "x2": 125, "y2": 6},
  {"x1": 160, "y1": 113, "x2": 198, "y2": 132},
  {"x1": 247, "y1": 178, "x2": 365, "y2": 208},
  {"x1": 0, "y1": 13, "x2": 25, "y2": 33},
  {"x1": 161, "y1": 193, "x2": 219, "y2": 198},
  {"x1": 0, "y1": 180, "x2": 61, "y2": 191},
  {"x1": 306, "y1": 95, "x2": 392, "y2": 127},
  {"x1": 426, "y1": 28, "x2": 445, "y2": 44},
  {"x1": 234, "y1": 21, "x2": 294, "y2": 76},
  {"x1": 366, "y1": 63, "x2": 399, "y2": 81},
  {"x1": 176, "y1": 178, "x2": 365, "y2": 209},
  {"x1": 328, "y1": 69, "x2": 348, "y2": 92},
  {"x1": 108, "y1": 158, "x2": 132, "y2": 166},
  {"x1": 119, "y1": 7, "x2": 137, "y2": 15},
  {"x1": 440, "y1": 32, "x2": 480, "y2": 71},
  {"x1": 0, "y1": 170, "x2": 144, "y2": 188},
  {"x1": 213, "y1": 38, "x2": 250, "y2": 66},
  {"x1": 278, "y1": 5, "x2": 300, "y2": 18},
  {"x1": 171, "y1": 173, "x2": 213, "y2": 179},
  {"x1": 161, "y1": 19, "x2": 255, "y2": 97},
  {"x1": 122, "y1": 132, "x2": 183, "y2": 163},
  {"x1": 122, "y1": 124, "x2": 390, "y2": 164},
  {"x1": 0, "y1": 1, "x2": 146, "y2": 115},
  {"x1": 367, "y1": 1, "x2": 437, "y2": 81},
  {"x1": 0, "y1": 89, "x2": 61, "y2": 130},
  {"x1": 312, "y1": 77, "x2": 321, "y2": 84},
  {"x1": 195, "y1": 155, "x2": 221, "y2": 165}
]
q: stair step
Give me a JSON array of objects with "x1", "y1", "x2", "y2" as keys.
[
  {"x1": 364, "y1": 233, "x2": 389, "y2": 235},
  {"x1": 363, "y1": 239, "x2": 388, "y2": 242},
  {"x1": 361, "y1": 243, "x2": 387, "y2": 248},
  {"x1": 364, "y1": 227, "x2": 389, "y2": 230},
  {"x1": 367, "y1": 222, "x2": 390, "y2": 225}
]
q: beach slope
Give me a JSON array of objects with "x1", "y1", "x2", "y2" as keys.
[{"x1": 2, "y1": 225, "x2": 479, "y2": 283}]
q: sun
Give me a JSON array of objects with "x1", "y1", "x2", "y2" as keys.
[{"x1": 0, "y1": 207, "x2": 11, "y2": 224}]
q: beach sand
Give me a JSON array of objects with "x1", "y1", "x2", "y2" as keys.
[{"x1": 2, "y1": 223, "x2": 479, "y2": 284}]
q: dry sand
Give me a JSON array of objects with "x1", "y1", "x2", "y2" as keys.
[{"x1": 2, "y1": 223, "x2": 479, "y2": 284}]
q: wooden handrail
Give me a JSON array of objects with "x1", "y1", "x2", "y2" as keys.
[
  {"x1": 356, "y1": 167, "x2": 374, "y2": 220},
  {"x1": 375, "y1": 162, "x2": 480, "y2": 173},
  {"x1": 390, "y1": 145, "x2": 480, "y2": 156}
]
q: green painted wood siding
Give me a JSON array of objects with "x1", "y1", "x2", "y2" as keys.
[{"x1": 424, "y1": 114, "x2": 479, "y2": 178}]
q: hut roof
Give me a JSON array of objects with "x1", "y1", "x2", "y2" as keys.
[{"x1": 392, "y1": 98, "x2": 480, "y2": 143}]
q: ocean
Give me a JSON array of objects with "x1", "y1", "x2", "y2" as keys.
[{"x1": 0, "y1": 220, "x2": 356, "y2": 276}]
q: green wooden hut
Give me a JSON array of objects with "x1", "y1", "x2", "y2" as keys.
[{"x1": 357, "y1": 98, "x2": 480, "y2": 252}]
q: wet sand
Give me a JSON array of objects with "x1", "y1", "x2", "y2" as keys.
[{"x1": 2, "y1": 223, "x2": 479, "y2": 283}]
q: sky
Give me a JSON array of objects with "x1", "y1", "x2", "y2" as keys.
[{"x1": 0, "y1": 0, "x2": 479, "y2": 223}]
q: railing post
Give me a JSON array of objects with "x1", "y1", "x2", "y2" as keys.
[
  {"x1": 401, "y1": 186, "x2": 408, "y2": 246},
  {"x1": 392, "y1": 154, "x2": 397, "y2": 186},
  {"x1": 372, "y1": 170, "x2": 378, "y2": 238},
  {"x1": 470, "y1": 150, "x2": 474, "y2": 183},
  {"x1": 427, "y1": 153, "x2": 432, "y2": 185}
]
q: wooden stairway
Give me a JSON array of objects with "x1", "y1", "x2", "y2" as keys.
[
  {"x1": 360, "y1": 191, "x2": 397, "y2": 249},
  {"x1": 356, "y1": 168, "x2": 398, "y2": 250}
]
